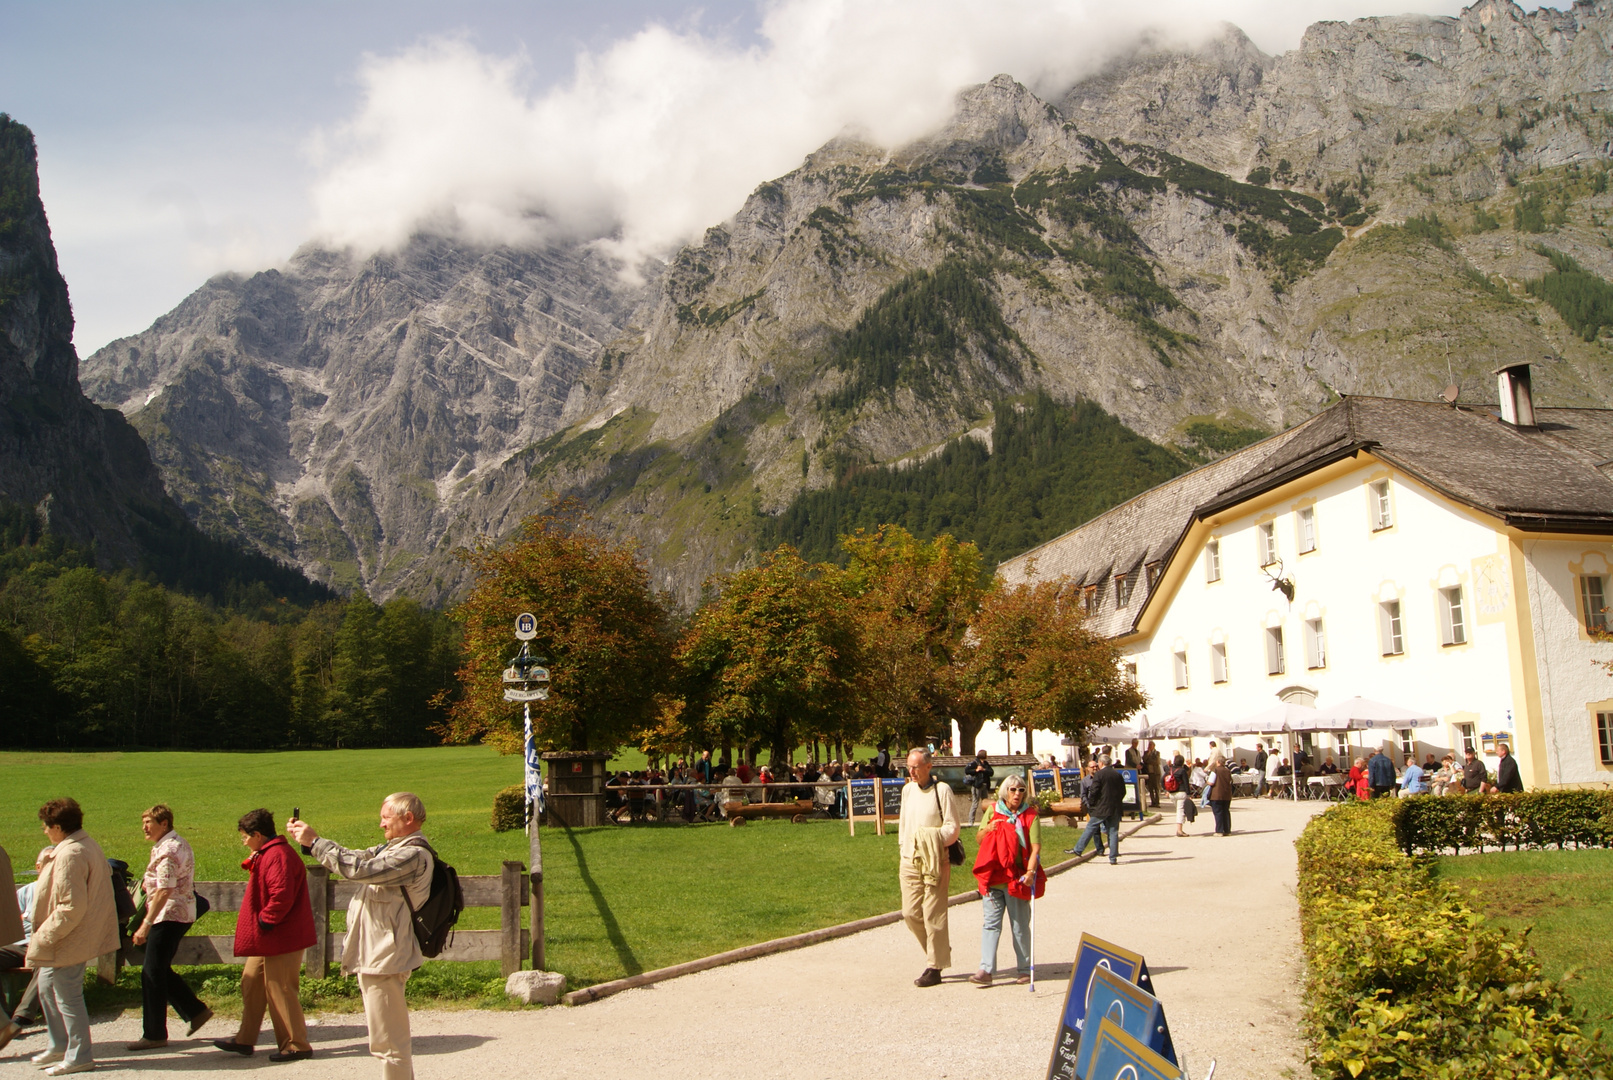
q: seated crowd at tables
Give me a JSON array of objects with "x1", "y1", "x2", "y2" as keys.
[{"x1": 602, "y1": 759, "x2": 887, "y2": 822}]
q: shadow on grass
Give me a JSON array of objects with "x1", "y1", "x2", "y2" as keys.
[{"x1": 562, "y1": 825, "x2": 643, "y2": 976}]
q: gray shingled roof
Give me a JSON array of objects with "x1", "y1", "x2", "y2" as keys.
[{"x1": 998, "y1": 396, "x2": 1613, "y2": 639}]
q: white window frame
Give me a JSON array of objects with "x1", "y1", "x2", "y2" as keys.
[
  {"x1": 1115, "y1": 572, "x2": 1132, "y2": 609},
  {"x1": 1304, "y1": 617, "x2": 1326, "y2": 669},
  {"x1": 1123, "y1": 662, "x2": 1138, "y2": 686},
  {"x1": 1259, "y1": 522, "x2": 1278, "y2": 566},
  {"x1": 1173, "y1": 650, "x2": 1189, "y2": 690},
  {"x1": 1438, "y1": 586, "x2": 1467, "y2": 646},
  {"x1": 1370, "y1": 480, "x2": 1393, "y2": 531},
  {"x1": 1211, "y1": 642, "x2": 1228, "y2": 684},
  {"x1": 1334, "y1": 734, "x2": 1349, "y2": 760},
  {"x1": 1297, "y1": 506, "x2": 1317, "y2": 554},
  {"x1": 1599, "y1": 712, "x2": 1613, "y2": 766},
  {"x1": 1265, "y1": 625, "x2": 1285, "y2": 675},
  {"x1": 1379, "y1": 599, "x2": 1404, "y2": 656},
  {"x1": 1582, "y1": 574, "x2": 1609, "y2": 634},
  {"x1": 1206, "y1": 539, "x2": 1221, "y2": 582},
  {"x1": 1398, "y1": 728, "x2": 1415, "y2": 759},
  {"x1": 1456, "y1": 723, "x2": 1477, "y2": 756}
]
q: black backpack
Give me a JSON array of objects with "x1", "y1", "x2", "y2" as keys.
[{"x1": 399, "y1": 838, "x2": 464, "y2": 959}]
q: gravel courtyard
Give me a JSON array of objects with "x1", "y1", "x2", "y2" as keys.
[{"x1": 0, "y1": 798, "x2": 1327, "y2": 1080}]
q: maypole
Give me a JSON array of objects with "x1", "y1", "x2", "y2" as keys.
[{"x1": 505, "y1": 612, "x2": 550, "y2": 969}]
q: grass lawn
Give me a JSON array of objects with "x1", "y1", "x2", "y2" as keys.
[
  {"x1": 2, "y1": 748, "x2": 1033, "y2": 1013},
  {"x1": 1435, "y1": 848, "x2": 1613, "y2": 1028}
]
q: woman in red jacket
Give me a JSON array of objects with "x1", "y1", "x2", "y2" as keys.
[
  {"x1": 213, "y1": 810, "x2": 316, "y2": 1062},
  {"x1": 968, "y1": 775, "x2": 1045, "y2": 987}
]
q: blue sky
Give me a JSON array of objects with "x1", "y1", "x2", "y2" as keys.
[{"x1": 0, "y1": 0, "x2": 1524, "y2": 357}]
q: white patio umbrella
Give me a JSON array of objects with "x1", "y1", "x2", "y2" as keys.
[
  {"x1": 1312, "y1": 696, "x2": 1439, "y2": 730},
  {"x1": 1223, "y1": 702, "x2": 1321, "y2": 800},
  {"x1": 1145, "y1": 711, "x2": 1227, "y2": 739}
]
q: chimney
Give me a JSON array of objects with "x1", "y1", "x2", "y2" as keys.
[{"x1": 1495, "y1": 362, "x2": 1536, "y2": 427}]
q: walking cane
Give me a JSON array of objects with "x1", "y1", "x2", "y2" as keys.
[{"x1": 1028, "y1": 884, "x2": 1037, "y2": 993}]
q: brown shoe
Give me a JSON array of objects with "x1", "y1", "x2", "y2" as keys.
[
  {"x1": 914, "y1": 967, "x2": 942, "y2": 988},
  {"x1": 0, "y1": 1021, "x2": 20, "y2": 1053},
  {"x1": 1015, "y1": 973, "x2": 1032, "y2": 984},
  {"x1": 968, "y1": 970, "x2": 992, "y2": 987},
  {"x1": 187, "y1": 1007, "x2": 214, "y2": 1037},
  {"x1": 126, "y1": 1038, "x2": 169, "y2": 1051}
]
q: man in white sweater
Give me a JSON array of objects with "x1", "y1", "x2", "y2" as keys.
[{"x1": 897, "y1": 747, "x2": 959, "y2": 988}]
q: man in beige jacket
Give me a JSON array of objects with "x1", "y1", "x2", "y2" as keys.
[
  {"x1": 288, "y1": 793, "x2": 433, "y2": 1080},
  {"x1": 27, "y1": 798, "x2": 119, "y2": 1076},
  {"x1": 897, "y1": 747, "x2": 959, "y2": 988}
]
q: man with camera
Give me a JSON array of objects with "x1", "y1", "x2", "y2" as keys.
[
  {"x1": 286, "y1": 794, "x2": 433, "y2": 1080},
  {"x1": 963, "y1": 749, "x2": 994, "y2": 827}
]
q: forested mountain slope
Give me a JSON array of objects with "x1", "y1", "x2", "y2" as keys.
[{"x1": 81, "y1": 1, "x2": 1613, "y2": 606}]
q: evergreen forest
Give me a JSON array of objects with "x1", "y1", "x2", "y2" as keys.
[{"x1": 768, "y1": 394, "x2": 1190, "y2": 569}]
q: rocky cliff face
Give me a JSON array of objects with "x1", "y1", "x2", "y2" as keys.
[
  {"x1": 0, "y1": 115, "x2": 195, "y2": 565},
  {"x1": 80, "y1": 1, "x2": 1613, "y2": 605}
]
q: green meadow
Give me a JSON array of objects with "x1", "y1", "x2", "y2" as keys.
[{"x1": 1, "y1": 747, "x2": 963, "y2": 1011}]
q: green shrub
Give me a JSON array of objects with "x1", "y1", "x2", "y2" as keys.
[
  {"x1": 1297, "y1": 802, "x2": 1613, "y2": 1078},
  {"x1": 1391, "y1": 790, "x2": 1613, "y2": 855},
  {"x1": 492, "y1": 784, "x2": 527, "y2": 832}
]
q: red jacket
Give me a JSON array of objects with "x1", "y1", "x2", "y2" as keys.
[
  {"x1": 234, "y1": 836, "x2": 317, "y2": 958},
  {"x1": 972, "y1": 806, "x2": 1047, "y2": 901}
]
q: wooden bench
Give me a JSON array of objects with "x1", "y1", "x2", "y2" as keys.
[
  {"x1": 156, "y1": 860, "x2": 530, "y2": 977},
  {"x1": 721, "y1": 799, "x2": 815, "y2": 826}
]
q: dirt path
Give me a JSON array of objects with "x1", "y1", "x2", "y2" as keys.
[{"x1": 0, "y1": 798, "x2": 1326, "y2": 1079}]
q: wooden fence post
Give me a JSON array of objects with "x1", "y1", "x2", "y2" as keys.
[
  {"x1": 306, "y1": 864, "x2": 330, "y2": 978},
  {"x1": 500, "y1": 861, "x2": 523, "y2": 977}
]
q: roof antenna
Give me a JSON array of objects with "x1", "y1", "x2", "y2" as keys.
[{"x1": 1442, "y1": 383, "x2": 1460, "y2": 406}]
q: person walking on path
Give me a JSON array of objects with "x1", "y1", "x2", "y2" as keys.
[
  {"x1": 214, "y1": 809, "x2": 316, "y2": 1062},
  {"x1": 1254, "y1": 744, "x2": 1269, "y2": 796},
  {"x1": 127, "y1": 804, "x2": 211, "y2": 1052},
  {"x1": 287, "y1": 793, "x2": 433, "y2": 1080},
  {"x1": 27, "y1": 798, "x2": 119, "y2": 1076},
  {"x1": 1366, "y1": 748, "x2": 1395, "y2": 799},
  {"x1": 1124, "y1": 739, "x2": 1140, "y2": 769},
  {"x1": 968, "y1": 775, "x2": 1045, "y2": 987},
  {"x1": 1207, "y1": 757, "x2": 1233, "y2": 836},
  {"x1": 0, "y1": 844, "x2": 23, "y2": 1052},
  {"x1": 1495, "y1": 744, "x2": 1524, "y2": 793},
  {"x1": 0, "y1": 846, "x2": 52, "y2": 1043},
  {"x1": 1168, "y1": 755, "x2": 1194, "y2": 837},
  {"x1": 897, "y1": 748, "x2": 958, "y2": 988},
  {"x1": 1067, "y1": 754, "x2": 1125, "y2": 863},
  {"x1": 1142, "y1": 742, "x2": 1162, "y2": 808},
  {"x1": 963, "y1": 749, "x2": 994, "y2": 826}
]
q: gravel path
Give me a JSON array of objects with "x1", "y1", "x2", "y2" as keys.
[{"x1": 0, "y1": 798, "x2": 1326, "y2": 1079}]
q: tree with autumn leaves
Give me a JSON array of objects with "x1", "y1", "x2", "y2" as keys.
[{"x1": 443, "y1": 507, "x2": 1144, "y2": 763}]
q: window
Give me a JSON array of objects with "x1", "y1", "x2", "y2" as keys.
[
  {"x1": 1304, "y1": 617, "x2": 1326, "y2": 669},
  {"x1": 1456, "y1": 723, "x2": 1477, "y2": 756},
  {"x1": 1205, "y1": 539, "x2": 1222, "y2": 582},
  {"x1": 1115, "y1": 572, "x2": 1132, "y2": 609},
  {"x1": 1599, "y1": 713, "x2": 1613, "y2": 765},
  {"x1": 1334, "y1": 734, "x2": 1349, "y2": 760},
  {"x1": 1398, "y1": 728, "x2": 1415, "y2": 759},
  {"x1": 1379, "y1": 600, "x2": 1404, "y2": 656},
  {"x1": 1438, "y1": 586, "x2": 1467, "y2": 646},
  {"x1": 1297, "y1": 507, "x2": 1317, "y2": 553},
  {"x1": 1173, "y1": 650, "x2": 1188, "y2": 689},
  {"x1": 1370, "y1": 480, "x2": 1393, "y2": 531},
  {"x1": 1123, "y1": 662, "x2": 1138, "y2": 686},
  {"x1": 1265, "y1": 626, "x2": 1285, "y2": 675},
  {"x1": 1582, "y1": 575, "x2": 1609, "y2": 634},
  {"x1": 1211, "y1": 642, "x2": 1228, "y2": 684},
  {"x1": 1259, "y1": 522, "x2": 1278, "y2": 566},
  {"x1": 1081, "y1": 585, "x2": 1098, "y2": 616},
  {"x1": 1144, "y1": 561, "x2": 1161, "y2": 594}
]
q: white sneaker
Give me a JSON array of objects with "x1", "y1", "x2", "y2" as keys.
[
  {"x1": 31, "y1": 1049, "x2": 65, "y2": 1065},
  {"x1": 45, "y1": 1064, "x2": 95, "y2": 1076}
]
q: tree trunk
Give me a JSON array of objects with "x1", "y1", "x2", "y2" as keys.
[
  {"x1": 1026, "y1": 727, "x2": 1034, "y2": 756},
  {"x1": 956, "y1": 714, "x2": 986, "y2": 756}
]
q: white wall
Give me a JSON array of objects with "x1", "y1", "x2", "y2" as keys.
[
  {"x1": 1522, "y1": 540, "x2": 1613, "y2": 785},
  {"x1": 1126, "y1": 460, "x2": 1516, "y2": 773}
]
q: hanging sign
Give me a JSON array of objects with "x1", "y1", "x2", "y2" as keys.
[{"x1": 514, "y1": 612, "x2": 538, "y2": 640}]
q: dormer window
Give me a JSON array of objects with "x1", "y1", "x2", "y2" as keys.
[
  {"x1": 1144, "y1": 561, "x2": 1161, "y2": 594},
  {"x1": 1115, "y1": 572, "x2": 1133, "y2": 609},
  {"x1": 1081, "y1": 584, "x2": 1098, "y2": 616}
]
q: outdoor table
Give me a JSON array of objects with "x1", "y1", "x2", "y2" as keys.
[
  {"x1": 1230, "y1": 773, "x2": 1261, "y2": 796},
  {"x1": 1308, "y1": 775, "x2": 1344, "y2": 801}
]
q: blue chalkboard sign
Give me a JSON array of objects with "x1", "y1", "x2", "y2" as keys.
[
  {"x1": 1119, "y1": 768, "x2": 1143, "y2": 818},
  {"x1": 1080, "y1": 1019, "x2": 1182, "y2": 1080},
  {"x1": 1073, "y1": 967, "x2": 1175, "y2": 1078},
  {"x1": 1059, "y1": 769, "x2": 1082, "y2": 797},
  {"x1": 1032, "y1": 769, "x2": 1057, "y2": 795},
  {"x1": 1045, "y1": 934, "x2": 1157, "y2": 1080}
]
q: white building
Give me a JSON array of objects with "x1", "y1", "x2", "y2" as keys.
[{"x1": 998, "y1": 367, "x2": 1613, "y2": 788}]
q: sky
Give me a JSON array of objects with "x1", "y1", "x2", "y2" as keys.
[{"x1": 0, "y1": 0, "x2": 1535, "y2": 356}]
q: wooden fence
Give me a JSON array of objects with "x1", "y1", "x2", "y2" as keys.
[{"x1": 165, "y1": 860, "x2": 530, "y2": 977}]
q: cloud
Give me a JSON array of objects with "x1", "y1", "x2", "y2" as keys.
[{"x1": 307, "y1": 0, "x2": 1472, "y2": 263}]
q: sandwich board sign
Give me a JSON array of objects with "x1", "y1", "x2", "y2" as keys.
[
  {"x1": 846, "y1": 777, "x2": 905, "y2": 836},
  {"x1": 1078, "y1": 1018, "x2": 1182, "y2": 1080},
  {"x1": 1045, "y1": 934, "x2": 1158, "y2": 1080},
  {"x1": 1072, "y1": 967, "x2": 1175, "y2": 1078}
]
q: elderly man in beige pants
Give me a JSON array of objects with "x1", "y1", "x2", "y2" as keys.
[
  {"x1": 897, "y1": 747, "x2": 959, "y2": 988},
  {"x1": 289, "y1": 794, "x2": 434, "y2": 1080}
]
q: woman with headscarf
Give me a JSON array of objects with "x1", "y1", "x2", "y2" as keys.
[{"x1": 968, "y1": 774, "x2": 1045, "y2": 987}]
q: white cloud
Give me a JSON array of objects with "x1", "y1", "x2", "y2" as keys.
[{"x1": 310, "y1": 0, "x2": 1474, "y2": 263}]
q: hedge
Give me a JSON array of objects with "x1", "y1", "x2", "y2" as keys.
[
  {"x1": 491, "y1": 784, "x2": 526, "y2": 832},
  {"x1": 1391, "y1": 791, "x2": 1613, "y2": 856},
  {"x1": 1296, "y1": 801, "x2": 1613, "y2": 1078}
]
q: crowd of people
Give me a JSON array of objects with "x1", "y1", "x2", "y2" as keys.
[
  {"x1": 0, "y1": 792, "x2": 438, "y2": 1078},
  {"x1": 603, "y1": 749, "x2": 905, "y2": 823}
]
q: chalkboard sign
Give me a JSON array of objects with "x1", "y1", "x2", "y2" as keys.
[
  {"x1": 848, "y1": 779, "x2": 878, "y2": 819},
  {"x1": 1032, "y1": 770, "x2": 1057, "y2": 795},
  {"x1": 1072, "y1": 967, "x2": 1175, "y2": 1078},
  {"x1": 1059, "y1": 769, "x2": 1082, "y2": 797},
  {"x1": 1080, "y1": 1019, "x2": 1182, "y2": 1080},
  {"x1": 1046, "y1": 933, "x2": 1157, "y2": 1080},
  {"x1": 882, "y1": 778, "x2": 904, "y2": 817},
  {"x1": 1119, "y1": 768, "x2": 1142, "y2": 818}
]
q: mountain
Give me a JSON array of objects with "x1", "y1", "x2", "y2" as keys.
[
  {"x1": 80, "y1": 0, "x2": 1613, "y2": 606},
  {"x1": 0, "y1": 114, "x2": 328, "y2": 603}
]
